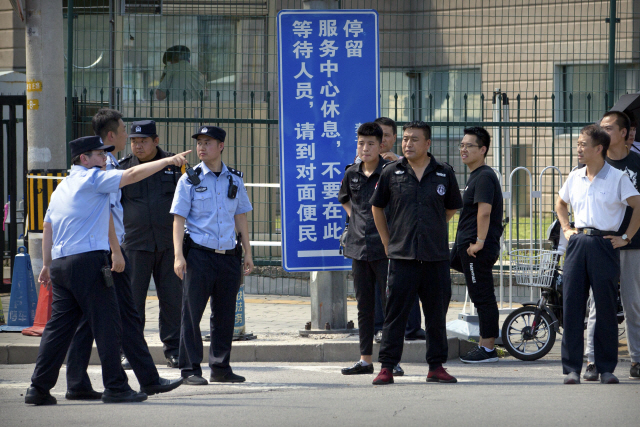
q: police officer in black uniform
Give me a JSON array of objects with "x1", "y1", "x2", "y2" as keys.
[
  {"x1": 170, "y1": 125, "x2": 254, "y2": 385},
  {"x1": 118, "y1": 120, "x2": 183, "y2": 367},
  {"x1": 370, "y1": 121, "x2": 463, "y2": 385}
]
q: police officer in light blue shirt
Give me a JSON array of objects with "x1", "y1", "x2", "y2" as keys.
[
  {"x1": 63, "y1": 109, "x2": 183, "y2": 401},
  {"x1": 26, "y1": 135, "x2": 190, "y2": 406},
  {"x1": 171, "y1": 125, "x2": 253, "y2": 385}
]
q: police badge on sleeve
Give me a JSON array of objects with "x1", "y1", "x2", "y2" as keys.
[{"x1": 437, "y1": 184, "x2": 446, "y2": 195}]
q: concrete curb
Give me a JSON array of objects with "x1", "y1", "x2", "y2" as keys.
[{"x1": 0, "y1": 338, "x2": 468, "y2": 365}]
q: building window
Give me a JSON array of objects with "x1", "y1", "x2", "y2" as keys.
[
  {"x1": 558, "y1": 64, "x2": 640, "y2": 132},
  {"x1": 380, "y1": 68, "x2": 482, "y2": 130}
]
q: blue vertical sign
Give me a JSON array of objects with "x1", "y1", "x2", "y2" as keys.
[{"x1": 277, "y1": 10, "x2": 380, "y2": 272}]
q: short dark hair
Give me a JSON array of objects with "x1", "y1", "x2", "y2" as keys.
[
  {"x1": 624, "y1": 109, "x2": 637, "y2": 129},
  {"x1": 71, "y1": 151, "x2": 93, "y2": 166},
  {"x1": 581, "y1": 124, "x2": 610, "y2": 159},
  {"x1": 403, "y1": 121, "x2": 431, "y2": 141},
  {"x1": 374, "y1": 117, "x2": 397, "y2": 136},
  {"x1": 92, "y1": 108, "x2": 123, "y2": 140},
  {"x1": 357, "y1": 122, "x2": 383, "y2": 143},
  {"x1": 464, "y1": 126, "x2": 491, "y2": 158},
  {"x1": 602, "y1": 110, "x2": 630, "y2": 138}
]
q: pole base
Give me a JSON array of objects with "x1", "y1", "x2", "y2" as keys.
[
  {"x1": 232, "y1": 333, "x2": 257, "y2": 341},
  {"x1": 299, "y1": 328, "x2": 358, "y2": 337}
]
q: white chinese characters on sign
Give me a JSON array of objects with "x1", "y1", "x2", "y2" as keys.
[{"x1": 287, "y1": 17, "x2": 369, "y2": 248}]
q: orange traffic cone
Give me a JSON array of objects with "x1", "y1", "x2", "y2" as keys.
[{"x1": 21, "y1": 282, "x2": 52, "y2": 336}]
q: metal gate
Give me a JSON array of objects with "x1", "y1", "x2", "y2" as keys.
[
  {"x1": 1, "y1": 95, "x2": 27, "y2": 279},
  {"x1": 63, "y1": 0, "x2": 640, "y2": 295}
]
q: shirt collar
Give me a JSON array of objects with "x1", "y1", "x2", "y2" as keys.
[
  {"x1": 70, "y1": 164, "x2": 89, "y2": 174},
  {"x1": 578, "y1": 162, "x2": 611, "y2": 180},
  {"x1": 107, "y1": 152, "x2": 120, "y2": 167},
  {"x1": 398, "y1": 153, "x2": 442, "y2": 172},
  {"x1": 199, "y1": 161, "x2": 228, "y2": 177},
  {"x1": 357, "y1": 155, "x2": 387, "y2": 177}
]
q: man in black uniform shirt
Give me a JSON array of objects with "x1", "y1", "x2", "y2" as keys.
[
  {"x1": 119, "y1": 120, "x2": 183, "y2": 368},
  {"x1": 372, "y1": 117, "x2": 425, "y2": 345},
  {"x1": 453, "y1": 127, "x2": 503, "y2": 364},
  {"x1": 338, "y1": 122, "x2": 390, "y2": 376},
  {"x1": 370, "y1": 121, "x2": 463, "y2": 385}
]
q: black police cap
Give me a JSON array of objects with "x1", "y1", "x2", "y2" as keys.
[
  {"x1": 129, "y1": 120, "x2": 157, "y2": 138},
  {"x1": 70, "y1": 136, "x2": 114, "y2": 158},
  {"x1": 192, "y1": 125, "x2": 226, "y2": 142}
]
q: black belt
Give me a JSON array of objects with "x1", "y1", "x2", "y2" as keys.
[
  {"x1": 190, "y1": 240, "x2": 236, "y2": 255},
  {"x1": 576, "y1": 228, "x2": 619, "y2": 236}
]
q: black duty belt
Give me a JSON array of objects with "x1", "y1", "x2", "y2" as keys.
[
  {"x1": 190, "y1": 240, "x2": 236, "y2": 255},
  {"x1": 576, "y1": 228, "x2": 619, "y2": 237}
]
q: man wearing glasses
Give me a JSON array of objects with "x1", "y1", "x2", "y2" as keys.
[
  {"x1": 370, "y1": 121, "x2": 462, "y2": 385},
  {"x1": 118, "y1": 120, "x2": 183, "y2": 369},
  {"x1": 453, "y1": 127, "x2": 503, "y2": 363}
]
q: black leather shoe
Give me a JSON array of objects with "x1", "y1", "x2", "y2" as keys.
[
  {"x1": 210, "y1": 372, "x2": 246, "y2": 383},
  {"x1": 341, "y1": 360, "x2": 374, "y2": 375},
  {"x1": 25, "y1": 387, "x2": 57, "y2": 405},
  {"x1": 405, "y1": 329, "x2": 426, "y2": 341},
  {"x1": 166, "y1": 355, "x2": 179, "y2": 368},
  {"x1": 392, "y1": 364, "x2": 405, "y2": 376},
  {"x1": 140, "y1": 377, "x2": 183, "y2": 395},
  {"x1": 121, "y1": 355, "x2": 132, "y2": 370},
  {"x1": 65, "y1": 389, "x2": 102, "y2": 400},
  {"x1": 183, "y1": 375, "x2": 208, "y2": 385},
  {"x1": 101, "y1": 389, "x2": 147, "y2": 403}
]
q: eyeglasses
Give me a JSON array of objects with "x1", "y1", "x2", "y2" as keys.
[
  {"x1": 89, "y1": 150, "x2": 108, "y2": 158},
  {"x1": 458, "y1": 143, "x2": 480, "y2": 150}
]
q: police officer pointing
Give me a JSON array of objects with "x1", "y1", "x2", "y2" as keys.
[
  {"x1": 25, "y1": 136, "x2": 189, "y2": 405},
  {"x1": 171, "y1": 125, "x2": 253, "y2": 385}
]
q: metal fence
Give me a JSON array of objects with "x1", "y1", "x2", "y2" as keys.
[{"x1": 63, "y1": 0, "x2": 640, "y2": 295}]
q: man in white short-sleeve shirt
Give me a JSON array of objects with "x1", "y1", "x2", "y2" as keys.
[{"x1": 556, "y1": 124, "x2": 640, "y2": 385}]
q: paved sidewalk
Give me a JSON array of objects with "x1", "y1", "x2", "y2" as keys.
[{"x1": 0, "y1": 292, "x2": 629, "y2": 365}]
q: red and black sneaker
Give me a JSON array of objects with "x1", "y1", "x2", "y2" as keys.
[
  {"x1": 426, "y1": 366, "x2": 457, "y2": 383},
  {"x1": 372, "y1": 368, "x2": 394, "y2": 385}
]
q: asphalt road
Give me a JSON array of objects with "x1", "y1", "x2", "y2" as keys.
[{"x1": 1, "y1": 359, "x2": 638, "y2": 427}]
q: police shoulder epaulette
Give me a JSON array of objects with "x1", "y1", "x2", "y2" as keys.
[
  {"x1": 344, "y1": 162, "x2": 355, "y2": 171},
  {"x1": 443, "y1": 161, "x2": 456, "y2": 173},
  {"x1": 382, "y1": 162, "x2": 391, "y2": 169},
  {"x1": 118, "y1": 153, "x2": 133, "y2": 164},
  {"x1": 228, "y1": 167, "x2": 243, "y2": 178}
]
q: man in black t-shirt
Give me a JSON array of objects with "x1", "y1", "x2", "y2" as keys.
[
  {"x1": 370, "y1": 121, "x2": 463, "y2": 385},
  {"x1": 453, "y1": 127, "x2": 503, "y2": 363},
  {"x1": 338, "y1": 122, "x2": 390, "y2": 376}
]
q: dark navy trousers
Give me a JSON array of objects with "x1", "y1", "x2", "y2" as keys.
[
  {"x1": 352, "y1": 258, "x2": 388, "y2": 356},
  {"x1": 66, "y1": 249, "x2": 160, "y2": 391},
  {"x1": 31, "y1": 251, "x2": 131, "y2": 393},
  {"x1": 179, "y1": 248, "x2": 241, "y2": 378},
  {"x1": 126, "y1": 247, "x2": 182, "y2": 358},
  {"x1": 562, "y1": 233, "x2": 620, "y2": 375},
  {"x1": 375, "y1": 278, "x2": 422, "y2": 336},
  {"x1": 379, "y1": 259, "x2": 451, "y2": 370}
]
